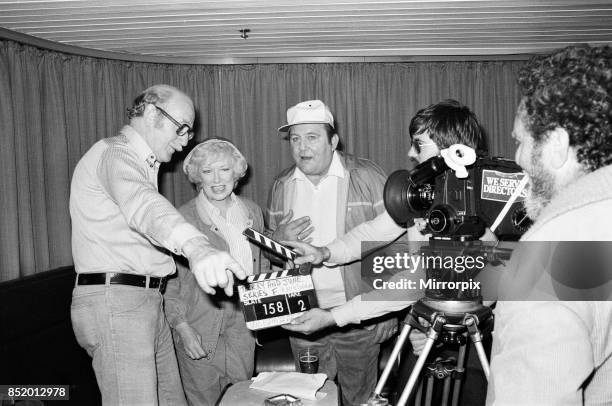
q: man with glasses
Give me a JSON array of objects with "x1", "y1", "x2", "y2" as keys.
[{"x1": 70, "y1": 84, "x2": 246, "y2": 405}]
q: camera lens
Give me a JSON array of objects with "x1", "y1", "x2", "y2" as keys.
[
  {"x1": 407, "y1": 183, "x2": 435, "y2": 211},
  {"x1": 384, "y1": 169, "x2": 432, "y2": 226}
]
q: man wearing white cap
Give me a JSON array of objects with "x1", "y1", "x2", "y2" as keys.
[{"x1": 267, "y1": 100, "x2": 398, "y2": 405}]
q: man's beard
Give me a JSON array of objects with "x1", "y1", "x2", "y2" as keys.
[{"x1": 524, "y1": 146, "x2": 556, "y2": 220}]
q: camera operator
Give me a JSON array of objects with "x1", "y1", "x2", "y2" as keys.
[
  {"x1": 486, "y1": 44, "x2": 612, "y2": 405},
  {"x1": 283, "y1": 99, "x2": 485, "y2": 333}
]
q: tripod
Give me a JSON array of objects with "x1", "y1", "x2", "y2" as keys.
[{"x1": 369, "y1": 298, "x2": 493, "y2": 406}]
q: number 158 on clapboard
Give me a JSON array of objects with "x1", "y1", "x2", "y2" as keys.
[{"x1": 239, "y1": 228, "x2": 318, "y2": 330}]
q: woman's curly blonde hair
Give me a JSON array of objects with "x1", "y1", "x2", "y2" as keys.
[{"x1": 183, "y1": 138, "x2": 248, "y2": 188}]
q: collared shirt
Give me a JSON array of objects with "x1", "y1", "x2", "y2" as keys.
[
  {"x1": 290, "y1": 151, "x2": 346, "y2": 309},
  {"x1": 328, "y1": 211, "x2": 426, "y2": 326},
  {"x1": 70, "y1": 125, "x2": 203, "y2": 277},
  {"x1": 198, "y1": 191, "x2": 254, "y2": 276}
]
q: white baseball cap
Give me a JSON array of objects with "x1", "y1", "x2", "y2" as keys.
[{"x1": 278, "y1": 100, "x2": 335, "y2": 132}]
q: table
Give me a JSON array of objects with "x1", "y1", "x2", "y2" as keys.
[{"x1": 219, "y1": 379, "x2": 338, "y2": 406}]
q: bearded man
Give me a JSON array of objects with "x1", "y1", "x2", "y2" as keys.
[{"x1": 486, "y1": 44, "x2": 612, "y2": 405}]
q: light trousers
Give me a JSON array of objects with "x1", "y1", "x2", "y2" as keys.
[{"x1": 71, "y1": 284, "x2": 187, "y2": 406}]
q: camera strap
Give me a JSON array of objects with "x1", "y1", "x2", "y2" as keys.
[{"x1": 490, "y1": 175, "x2": 528, "y2": 232}]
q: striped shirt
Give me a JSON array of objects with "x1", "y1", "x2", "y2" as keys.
[
  {"x1": 289, "y1": 151, "x2": 346, "y2": 309},
  {"x1": 198, "y1": 192, "x2": 255, "y2": 276},
  {"x1": 70, "y1": 125, "x2": 204, "y2": 277}
]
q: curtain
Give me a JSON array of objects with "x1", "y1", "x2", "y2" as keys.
[{"x1": 0, "y1": 39, "x2": 525, "y2": 281}]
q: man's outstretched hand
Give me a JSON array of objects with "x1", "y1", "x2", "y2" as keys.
[
  {"x1": 281, "y1": 308, "x2": 336, "y2": 334},
  {"x1": 283, "y1": 240, "x2": 330, "y2": 266},
  {"x1": 184, "y1": 237, "x2": 246, "y2": 296}
]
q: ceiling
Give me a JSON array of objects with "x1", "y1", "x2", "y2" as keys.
[{"x1": 1, "y1": 0, "x2": 612, "y2": 64}]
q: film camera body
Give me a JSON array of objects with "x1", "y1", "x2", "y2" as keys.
[{"x1": 383, "y1": 153, "x2": 529, "y2": 241}]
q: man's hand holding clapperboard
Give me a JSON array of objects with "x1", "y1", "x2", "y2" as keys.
[{"x1": 238, "y1": 228, "x2": 318, "y2": 330}]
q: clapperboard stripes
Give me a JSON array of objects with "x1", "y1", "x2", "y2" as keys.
[
  {"x1": 242, "y1": 227, "x2": 296, "y2": 261},
  {"x1": 246, "y1": 268, "x2": 305, "y2": 283},
  {"x1": 239, "y1": 227, "x2": 318, "y2": 330}
]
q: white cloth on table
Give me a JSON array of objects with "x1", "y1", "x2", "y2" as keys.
[{"x1": 249, "y1": 372, "x2": 328, "y2": 401}]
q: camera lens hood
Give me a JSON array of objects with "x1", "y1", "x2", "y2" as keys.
[
  {"x1": 384, "y1": 169, "x2": 419, "y2": 226},
  {"x1": 383, "y1": 157, "x2": 448, "y2": 226}
]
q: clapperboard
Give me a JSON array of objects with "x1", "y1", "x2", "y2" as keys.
[{"x1": 239, "y1": 228, "x2": 318, "y2": 330}]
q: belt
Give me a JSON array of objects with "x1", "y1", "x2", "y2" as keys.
[{"x1": 76, "y1": 272, "x2": 168, "y2": 292}]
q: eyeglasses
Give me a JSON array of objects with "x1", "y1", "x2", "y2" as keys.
[
  {"x1": 153, "y1": 105, "x2": 194, "y2": 140},
  {"x1": 411, "y1": 141, "x2": 436, "y2": 154}
]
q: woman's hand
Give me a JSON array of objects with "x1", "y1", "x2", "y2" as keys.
[{"x1": 175, "y1": 322, "x2": 207, "y2": 360}]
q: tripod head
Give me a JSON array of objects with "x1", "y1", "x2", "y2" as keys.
[
  {"x1": 418, "y1": 236, "x2": 511, "y2": 306},
  {"x1": 408, "y1": 298, "x2": 494, "y2": 344}
]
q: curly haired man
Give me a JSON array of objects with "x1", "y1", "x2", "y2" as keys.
[{"x1": 486, "y1": 44, "x2": 612, "y2": 405}]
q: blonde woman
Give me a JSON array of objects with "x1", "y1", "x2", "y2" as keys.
[{"x1": 164, "y1": 138, "x2": 267, "y2": 405}]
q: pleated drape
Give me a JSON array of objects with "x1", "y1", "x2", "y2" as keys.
[{"x1": 0, "y1": 39, "x2": 525, "y2": 280}]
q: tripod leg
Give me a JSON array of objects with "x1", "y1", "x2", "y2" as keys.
[
  {"x1": 372, "y1": 323, "x2": 412, "y2": 395},
  {"x1": 451, "y1": 340, "x2": 467, "y2": 406},
  {"x1": 415, "y1": 379, "x2": 423, "y2": 406},
  {"x1": 424, "y1": 373, "x2": 434, "y2": 406},
  {"x1": 472, "y1": 339, "x2": 490, "y2": 378},
  {"x1": 396, "y1": 334, "x2": 437, "y2": 406},
  {"x1": 441, "y1": 370, "x2": 451, "y2": 406},
  {"x1": 466, "y1": 316, "x2": 490, "y2": 379}
]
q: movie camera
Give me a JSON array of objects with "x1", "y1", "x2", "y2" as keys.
[{"x1": 383, "y1": 145, "x2": 530, "y2": 241}]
